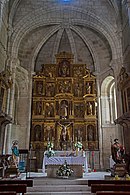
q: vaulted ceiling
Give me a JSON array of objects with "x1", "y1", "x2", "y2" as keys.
[{"x1": 8, "y1": 0, "x2": 121, "y2": 74}]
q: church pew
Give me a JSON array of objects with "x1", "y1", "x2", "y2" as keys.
[
  {"x1": 0, "y1": 184, "x2": 27, "y2": 195},
  {"x1": 88, "y1": 179, "x2": 130, "y2": 186},
  {"x1": 91, "y1": 184, "x2": 130, "y2": 193},
  {"x1": 96, "y1": 192, "x2": 130, "y2": 195},
  {"x1": 0, "y1": 179, "x2": 33, "y2": 187}
]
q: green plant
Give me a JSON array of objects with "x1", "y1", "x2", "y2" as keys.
[
  {"x1": 75, "y1": 141, "x2": 82, "y2": 149},
  {"x1": 45, "y1": 150, "x2": 55, "y2": 158},
  {"x1": 47, "y1": 142, "x2": 54, "y2": 149},
  {"x1": 56, "y1": 160, "x2": 73, "y2": 177}
]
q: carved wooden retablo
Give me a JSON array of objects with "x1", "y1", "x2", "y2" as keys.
[{"x1": 31, "y1": 52, "x2": 98, "y2": 152}]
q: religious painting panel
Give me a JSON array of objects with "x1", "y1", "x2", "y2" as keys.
[
  {"x1": 87, "y1": 124, "x2": 97, "y2": 150},
  {"x1": 45, "y1": 82, "x2": 55, "y2": 97},
  {"x1": 74, "y1": 124, "x2": 86, "y2": 142},
  {"x1": 44, "y1": 64, "x2": 56, "y2": 78},
  {"x1": 58, "y1": 59, "x2": 71, "y2": 77},
  {"x1": 57, "y1": 79, "x2": 72, "y2": 94},
  {"x1": 44, "y1": 123, "x2": 55, "y2": 142},
  {"x1": 34, "y1": 80, "x2": 45, "y2": 96},
  {"x1": 87, "y1": 124, "x2": 95, "y2": 141},
  {"x1": 31, "y1": 123, "x2": 44, "y2": 142},
  {"x1": 45, "y1": 102, "x2": 55, "y2": 118},
  {"x1": 73, "y1": 79, "x2": 84, "y2": 97},
  {"x1": 73, "y1": 64, "x2": 86, "y2": 77},
  {"x1": 74, "y1": 102, "x2": 85, "y2": 118}
]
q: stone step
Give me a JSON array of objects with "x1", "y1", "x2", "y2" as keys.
[
  {"x1": 27, "y1": 185, "x2": 91, "y2": 192},
  {"x1": 33, "y1": 178, "x2": 88, "y2": 186},
  {"x1": 25, "y1": 191, "x2": 92, "y2": 195}
]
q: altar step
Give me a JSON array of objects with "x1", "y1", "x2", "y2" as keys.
[
  {"x1": 25, "y1": 178, "x2": 92, "y2": 195},
  {"x1": 33, "y1": 178, "x2": 88, "y2": 185},
  {"x1": 26, "y1": 186, "x2": 91, "y2": 195},
  {"x1": 26, "y1": 192, "x2": 91, "y2": 195}
]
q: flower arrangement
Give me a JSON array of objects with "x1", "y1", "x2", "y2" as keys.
[
  {"x1": 47, "y1": 141, "x2": 54, "y2": 149},
  {"x1": 45, "y1": 141, "x2": 55, "y2": 158},
  {"x1": 45, "y1": 149, "x2": 55, "y2": 158},
  {"x1": 75, "y1": 141, "x2": 82, "y2": 149},
  {"x1": 56, "y1": 160, "x2": 73, "y2": 178}
]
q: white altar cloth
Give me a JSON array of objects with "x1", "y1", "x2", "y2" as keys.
[{"x1": 42, "y1": 152, "x2": 88, "y2": 173}]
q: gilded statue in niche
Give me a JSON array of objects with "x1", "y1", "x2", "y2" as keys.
[
  {"x1": 58, "y1": 60, "x2": 70, "y2": 77},
  {"x1": 36, "y1": 101, "x2": 42, "y2": 115},
  {"x1": 57, "y1": 122, "x2": 72, "y2": 150},
  {"x1": 58, "y1": 122, "x2": 72, "y2": 141},
  {"x1": 74, "y1": 81, "x2": 83, "y2": 97},
  {"x1": 86, "y1": 82, "x2": 92, "y2": 94},
  {"x1": 45, "y1": 102, "x2": 54, "y2": 117},
  {"x1": 60, "y1": 100, "x2": 68, "y2": 119},
  {"x1": 87, "y1": 102, "x2": 93, "y2": 115}
]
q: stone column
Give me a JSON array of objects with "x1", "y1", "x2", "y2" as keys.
[
  {"x1": 5, "y1": 58, "x2": 18, "y2": 154},
  {"x1": 96, "y1": 74, "x2": 103, "y2": 169}
]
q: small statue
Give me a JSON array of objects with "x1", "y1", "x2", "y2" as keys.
[
  {"x1": 60, "y1": 100, "x2": 68, "y2": 119},
  {"x1": 11, "y1": 140, "x2": 19, "y2": 167},
  {"x1": 111, "y1": 139, "x2": 126, "y2": 177},
  {"x1": 87, "y1": 102, "x2": 93, "y2": 115},
  {"x1": 58, "y1": 122, "x2": 72, "y2": 150},
  {"x1": 111, "y1": 139, "x2": 125, "y2": 164},
  {"x1": 58, "y1": 122, "x2": 72, "y2": 142},
  {"x1": 86, "y1": 83, "x2": 91, "y2": 94}
]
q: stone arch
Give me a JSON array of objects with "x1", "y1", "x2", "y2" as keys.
[{"x1": 101, "y1": 76, "x2": 117, "y2": 124}]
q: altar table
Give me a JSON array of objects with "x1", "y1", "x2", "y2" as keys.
[{"x1": 42, "y1": 152, "x2": 88, "y2": 177}]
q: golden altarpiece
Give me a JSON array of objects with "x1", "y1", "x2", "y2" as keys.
[{"x1": 31, "y1": 52, "x2": 98, "y2": 153}]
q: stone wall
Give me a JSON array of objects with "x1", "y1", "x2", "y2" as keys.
[{"x1": 0, "y1": 1, "x2": 9, "y2": 71}]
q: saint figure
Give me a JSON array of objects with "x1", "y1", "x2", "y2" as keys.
[
  {"x1": 11, "y1": 140, "x2": 19, "y2": 167},
  {"x1": 111, "y1": 138, "x2": 125, "y2": 164},
  {"x1": 60, "y1": 100, "x2": 68, "y2": 119}
]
